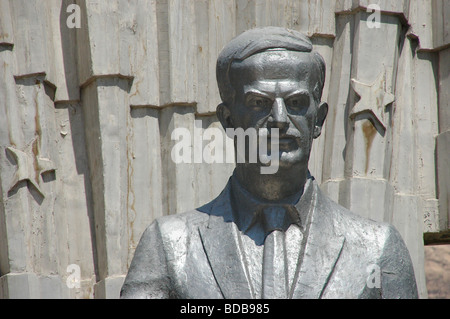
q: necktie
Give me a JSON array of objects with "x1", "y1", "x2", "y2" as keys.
[
  {"x1": 242, "y1": 205, "x2": 302, "y2": 298},
  {"x1": 262, "y1": 230, "x2": 288, "y2": 299}
]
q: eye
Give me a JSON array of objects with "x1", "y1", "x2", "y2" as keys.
[
  {"x1": 247, "y1": 96, "x2": 272, "y2": 109},
  {"x1": 285, "y1": 94, "x2": 309, "y2": 111}
]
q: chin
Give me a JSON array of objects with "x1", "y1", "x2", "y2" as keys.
[
  {"x1": 278, "y1": 158, "x2": 304, "y2": 170},
  {"x1": 264, "y1": 149, "x2": 308, "y2": 170}
]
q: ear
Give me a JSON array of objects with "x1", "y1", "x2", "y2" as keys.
[
  {"x1": 216, "y1": 103, "x2": 234, "y2": 130},
  {"x1": 313, "y1": 102, "x2": 328, "y2": 139}
]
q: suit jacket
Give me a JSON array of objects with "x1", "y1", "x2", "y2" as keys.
[{"x1": 120, "y1": 178, "x2": 418, "y2": 299}]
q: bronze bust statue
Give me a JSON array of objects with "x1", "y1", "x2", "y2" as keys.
[{"x1": 120, "y1": 27, "x2": 418, "y2": 299}]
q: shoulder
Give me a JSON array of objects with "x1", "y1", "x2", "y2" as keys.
[
  {"x1": 149, "y1": 181, "x2": 233, "y2": 238},
  {"x1": 156, "y1": 209, "x2": 210, "y2": 229},
  {"x1": 318, "y1": 189, "x2": 418, "y2": 297},
  {"x1": 140, "y1": 210, "x2": 210, "y2": 243},
  {"x1": 139, "y1": 182, "x2": 232, "y2": 247},
  {"x1": 316, "y1": 187, "x2": 401, "y2": 250}
]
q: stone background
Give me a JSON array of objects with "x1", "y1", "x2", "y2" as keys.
[{"x1": 0, "y1": 0, "x2": 449, "y2": 298}]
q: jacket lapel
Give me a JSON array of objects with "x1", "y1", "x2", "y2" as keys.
[
  {"x1": 291, "y1": 183, "x2": 346, "y2": 299},
  {"x1": 197, "y1": 181, "x2": 254, "y2": 299},
  {"x1": 199, "y1": 215, "x2": 254, "y2": 299}
]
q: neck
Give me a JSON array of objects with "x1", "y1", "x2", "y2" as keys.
[{"x1": 234, "y1": 163, "x2": 308, "y2": 201}]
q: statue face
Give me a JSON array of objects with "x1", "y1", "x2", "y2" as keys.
[{"x1": 222, "y1": 49, "x2": 327, "y2": 169}]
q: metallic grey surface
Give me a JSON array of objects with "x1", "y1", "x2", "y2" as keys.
[{"x1": 121, "y1": 27, "x2": 418, "y2": 299}]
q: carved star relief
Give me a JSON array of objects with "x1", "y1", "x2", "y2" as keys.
[
  {"x1": 6, "y1": 138, "x2": 56, "y2": 198},
  {"x1": 350, "y1": 70, "x2": 395, "y2": 131}
]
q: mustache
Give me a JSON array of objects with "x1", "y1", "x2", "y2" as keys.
[{"x1": 257, "y1": 128, "x2": 302, "y2": 140}]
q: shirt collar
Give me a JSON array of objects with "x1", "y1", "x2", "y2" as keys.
[{"x1": 229, "y1": 171, "x2": 315, "y2": 244}]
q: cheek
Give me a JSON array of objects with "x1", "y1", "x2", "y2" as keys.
[
  {"x1": 289, "y1": 113, "x2": 315, "y2": 137},
  {"x1": 231, "y1": 107, "x2": 270, "y2": 129}
]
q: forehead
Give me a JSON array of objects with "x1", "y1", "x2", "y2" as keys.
[{"x1": 229, "y1": 50, "x2": 319, "y2": 90}]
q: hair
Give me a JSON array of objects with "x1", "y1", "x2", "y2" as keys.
[{"x1": 216, "y1": 26, "x2": 326, "y2": 105}]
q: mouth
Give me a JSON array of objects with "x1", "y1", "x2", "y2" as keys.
[{"x1": 266, "y1": 135, "x2": 299, "y2": 151}]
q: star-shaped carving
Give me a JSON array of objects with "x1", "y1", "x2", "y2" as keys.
[
  {"x1": 350, "y1": 70, "x2": 395, "y2": 131},
  {"x1": 6, "y1": 138, "x2": 56, "y2": 198}
]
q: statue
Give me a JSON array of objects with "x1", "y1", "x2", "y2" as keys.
[{"x1": 120, "y1": 27, "x2": 418, "y2": 299}]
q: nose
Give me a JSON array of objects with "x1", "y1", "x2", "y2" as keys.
[{"x1": 268, "y1": 98, "x2": 289, "y2": 131}]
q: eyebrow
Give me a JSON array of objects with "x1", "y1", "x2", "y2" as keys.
[
  {"x1": 284, "y1": 90, "x2": 310, "y2": 99},
  {"x1": 244, "y1": 88, "x2": 310, "y2": 100},
  {"x1": 244, "y1": 89, "x2": 273, "y2": 99}
]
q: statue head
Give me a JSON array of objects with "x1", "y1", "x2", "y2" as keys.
[{"x1": 216, "y1": 27, "x2": 328, "y2": 180}]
